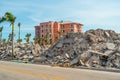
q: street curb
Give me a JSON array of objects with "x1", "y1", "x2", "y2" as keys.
[
  {"x1": 76, "y1": 66, "x2": 120, "y2": 73},
  {"x1": 1, "y1": 60, "x2": 120, "y2": 73}
]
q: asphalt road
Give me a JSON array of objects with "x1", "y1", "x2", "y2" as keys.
[{"x1": 0, "y1": 61, "x2": 119, "y2": 80}]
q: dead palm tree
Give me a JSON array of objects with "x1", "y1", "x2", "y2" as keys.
[{"x1": 0, "y1": 12, "x2": 16, "y2": 59}]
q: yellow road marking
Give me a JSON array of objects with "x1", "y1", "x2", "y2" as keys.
[{"x1": 0, "y1": 66, "x2": 67, "y2": 80}]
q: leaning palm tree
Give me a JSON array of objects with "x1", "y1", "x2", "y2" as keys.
[
  {"x1": 24, "y1": 33, "x2": 31, "y2": 44},
  {"x1": 0, "y1": 12, "x2": 16, "y2": 59},
  {"x1": 0, "y1": 26, "x2": 3, "y2": 42},
  {"x1": 18, "y1": 22, "x2": 21, "y2": 44}
]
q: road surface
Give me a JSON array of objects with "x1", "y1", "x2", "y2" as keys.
[{"x1": 0, "y1": 61, "x2": 119, "y2": 80}]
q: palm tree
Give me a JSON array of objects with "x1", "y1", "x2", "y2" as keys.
[
  {"x1": 18, "y1": 22, "x2": 21, "y2": 44},
  {"x1": 24, "y1": 33, "x2": 31, "y2": 44},
  {"x1": 33, "y1": 37, "x2": 39, "y2": 44},
  {"x1": 0, "y1": 12, "x2": 16, "y2": 59},
  {"x1": 17, "y1": 39, "x2": 22, "y2": 44},
  {"x1": 38, "y1": 38, "x2": 44, "y2": 46},
  {"x1": 44, "y1": 32, "x2": 49, "y2": 45},
  {"x1": 0, "y1": 26, "x2": 3, "y2": 42}
]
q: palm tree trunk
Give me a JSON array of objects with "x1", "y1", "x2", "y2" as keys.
[
  {"x1": 1, "y1": 32, "x2": 2, "y2": 41},
  {"x1": 0, "y1": 33, "x2": 1, "y2": 42},
  {"x1": 0, "y1": 33, "x2": 1, "y2": 47},
  {"x1": 12, "y1": 23, "x2": 14, "y2": 60}
]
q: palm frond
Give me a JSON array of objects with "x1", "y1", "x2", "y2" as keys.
[
  {"x1": 0, "y1": 17, "x2": 6, "y2": 23},
  {"x1": 5, "y1": 12, "x2": 16, "y2": 22},
  {"x1": 0, "y1": 26, "x2": 3, "y2": 32},
  {"x1": 18, "y1": 22, "x2": 21, "y2": 27}
]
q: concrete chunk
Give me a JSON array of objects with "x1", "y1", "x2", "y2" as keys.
[
  {"x1": 106, "y1": 43, "x2": 115, "y2": 50},
  {"x1": 56, "y1": 43, "x2": 63, "y2": 47}
]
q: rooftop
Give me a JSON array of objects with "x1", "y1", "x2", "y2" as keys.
[{"x1": 58, "y1": 21, "x2": 83, "y2": 25}]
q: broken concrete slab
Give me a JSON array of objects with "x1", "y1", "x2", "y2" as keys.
[
  {"x1": 56, "y1": 43, "x2": 63, "y2": 48},
  {"x1": 106, "y1": 43, "x2": 115, "y2": 50},
  {"x1": 70, "y1": 56, "x2": 79, "y2": 66}
]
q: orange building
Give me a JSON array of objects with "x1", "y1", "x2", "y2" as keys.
[{"x1": 35, "y1": 21, "x2": 83, "y2": 43}]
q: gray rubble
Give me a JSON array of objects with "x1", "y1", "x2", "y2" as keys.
[
  {"x1": 42, "y1": 29, "x2": 120, "y2": 69},
  {"x1": 0, "y1": 29, "x2": 120, "y2": 70},
  {"x1": 0, "y1": 42, "x2": 50, "y2": 63}
]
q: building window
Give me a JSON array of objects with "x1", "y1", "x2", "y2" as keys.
[
  {"x1": 41, "y1": 35, "x2": 44, "y2": 37},
  {"x1": 70, "y1": 24, "x2": 73, "y2": 28},
  {"x1": 71, "y1": 29, "x2": 73, "y2": 32},
  {"x1": 49, "y1": 34, "x2": 52, "y2": 38},
  {"x1": 41, "y1": 25, "x2": 43, "y2": 28},
  {"x1": 62, "y1": 30, "x2": 65, "y2": 33}
]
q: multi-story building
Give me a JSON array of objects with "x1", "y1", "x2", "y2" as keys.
[{"x1": 35, "y1": 21, "x2": 83, "y2": 43}]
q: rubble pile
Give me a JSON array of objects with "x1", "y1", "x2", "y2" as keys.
[
  {"x1": 43, "y1": 29, "x2": 120, "y2": 69},
  {"x1": 0, "y1": 43, "x2": 50, "y2": 62},
  {"x1": 0, "y1": 29, "x2": 120, "y2": 70}
]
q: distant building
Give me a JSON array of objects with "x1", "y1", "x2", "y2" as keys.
[{"x1": 35, "y1": 21, "x2": 83, "y2": 43}]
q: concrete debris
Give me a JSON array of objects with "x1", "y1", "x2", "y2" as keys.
[
  {"x1": 70, "y1": 56, "x2": 80, "y2": 66},
  {"x1": 106, "y1": 43, "x2": 115, "y2": 50},
  {"x1": 56, "y1": 43, "x2": 63, "y2": 48},
  {"x1": 0, "y1": 42, "x2": 50, "y2": 62},
  {"x1": 0, "y1": 29, "x2": 120, "y2": 70},
  {"x1": 41, "y1": 29, "x2": 120, "y2": 69}
]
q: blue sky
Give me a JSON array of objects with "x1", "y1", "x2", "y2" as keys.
[{"x1": 0, "y1": 0, "x2": 120, "y2": 42}]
